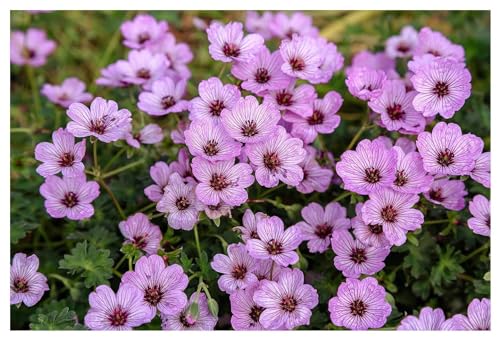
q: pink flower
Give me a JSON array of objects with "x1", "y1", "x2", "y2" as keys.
[
  {"x1": 385, "y1": 26, "x2": 418, "y2": 58},
  {"x1": 10, "y1": 253, "x2": 49, "y2": 307},
  {"x1": 471, "y1": 152, "x2": 490, "y2": 188},
  {"x1": 296, "y1": 149, "x2": 333, "y2": 194},
  {"x1": 448, "y1": 298, "x2": 490, "y2": 330},
  {"x1": 41, "y1": 77, "x2": 93, "y2": 108},
  {"x1": 414, "y1": 27, "x2": 465, "y2": 61},
  {"x1": 245, "y1": 11, "x2": 274, "y2": 40},
  {"x1": 96, "y1": 62, "x2": 130, "y2": 88},
  {"x1": 119, "y1": 213, "x2": 162, "y2": 255},
  {"x1": 233, "y1": 208, "x2": 269, "y2": 243},
  {"x1": 269, "y1": 12, "x2": 319, "y2": 40},
  {"x1": 391, "y1": 146, "x2": 433, "y2": 194},
  {"x1": 423, "y1": 178, "x2": 467, "y2": 211},
  {"x1": 161, "y1": 293, "x2": 218, "y2": 330},
  {"x1": 138, "y1": 77, "x2": 189, "y2": 116},
  {"x1": 352, "y1": 203, "x2": 391, "y2": 248},
  {"x1": 229, "y1": 282, "x2": 267, "y2": 330},
  {"x1": 126, "y1": 123, "x2": 164, "y2": 148},
  {"x1": 116, "y1": 50, "x2": 168, "y2": 90},
  {"x1": 263, "y1": 80, "x2": 317, "y2": 116},
  {"x1": 144, "y1": 161, "x2": 172, "y2": 203},
  {"x1": 10, "y1": 28, "x2": 56, "y2": 67},
  {"x1": 121, "y1": 14, "x2": 168, "y2": 49},
  {"x1": 346, "y1": 67, "x2": 387, "y2": 101},
  {"x1": 279, "y1": 35, "x2": 323, "y2": 81}
]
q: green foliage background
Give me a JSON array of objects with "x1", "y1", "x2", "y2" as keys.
[{"x1": 11, "y1": 10, "x2": 490, "y2": 330}]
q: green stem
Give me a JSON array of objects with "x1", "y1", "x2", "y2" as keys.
[
  {"x1": 27, "y1": 66, "x2": 42, "y2": 125},
  {"x1": 460, "y1": 242, "x2": 490, "y2": 264},
  {"x1": 10, "y1": 127, "x2": 33, "y2": 134},
  {"x1": 128, "y1": 257, "x2": 133, "y2": 271},
  {"x1": 149, "y1": 212, "x2": 164, "y2": 219},
  {"x1": 102, "y1": 148, "x2": 126, "y2": 172},
  {"x1": 423, "y1": 219, "x2": 450, "y2": 225},
  {"x1": 54, "y1": 107, "x2": 62, "y2": 129},
  {"x1": 98, "y1": 179, "x2": 126, "y2": 219},
  {"x1": 217, "y1": 63, "x2": 227, "y2": 78},
  {"x1": 92, "y1": 141, "x2": 98, "y2": 170},
  {"x1": 48, "y1": 274, "x2": 72, "y2": 289},
  {"x1": 101, "y1": 159, "x2": 145, "y2": 179},
  {"x1": 346, "y1": 122, "x2": 374, "y2": 150},
  {"x1": 139, "y1": 202, "x2": 157, "y2": 213},
  {"x1": 113, "y1": 269, "x2": 123, "y2": 278},
  {"x1": 261, "y1": 183, "x2": 285, "y2": 198},
  {"x1": 188, "y1": 273, "x2": 200, "y2": 282},
  {"x1": 194, "y1": 224, "x2": 202, "y2": 259},
  {"x1": 113, "y1": 255, "x2": 127, "y2": 270},
  {"x1": 334, "y1": 191, "x2": 352, "y2": 202}
]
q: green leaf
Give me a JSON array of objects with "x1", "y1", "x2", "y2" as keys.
[
  {"x1": 11, "y1": 221, "x2": 38, "y2": 244},
  {"x1": 179, "y1": 252, "x2": 193, "y2": 272},
  {"x1": 67, "y1": 226, "x2": 119, "y2": 249},
  {"x1": 59, "y1": 241, "x2": 114, "y2": 288},
  {"x1": 430, "y1": 246, "x2": 464, "y2": 290},
  {"x1": 120, "y1": 243, "x2": 143, "y2": 264},
  {"x1": 29, "y1": 307, "x2": 85, "y2": 330}
]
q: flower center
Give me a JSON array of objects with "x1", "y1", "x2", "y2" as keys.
[
  {"x1": 368, "y1": 224, "x2": 383, "y2": 235},
  {"x1": 266, "y1": 239, "x2": 283, "y2": 255},
  {"x1": 132, "y1": 234, "x2": 148, "y2": 249},
  {"x1": 231, "y1": 264, "x2": 247, "y2": 280},
  {"x1": 175, "y1": 196, "x2": 190, "y2": 211},
  {"x1": 350, "y1": 247, "x2": 367, "y2": 264},
  {"x1": 21, "y1": 47, "x2": 36, "y2": 59},
  {"x1": 289, "y1": 57, "x2": 305, "y2": 71},
  {"x1": 58, "y1": 93, "x2": 69, "y2": 101},
  {"x1": 428, "y1": 188, "x2": 444, "y2": 202},
  {"x1": 209, "y1": 173, "x2": 230, "y2": 191},
  {"x1": 350, "y1": 299, "x2": 367, "y2": 317},
  {"x1": 179, "y1": 313, "x2": 196, "y2": 328},
  {"x1": 254, "y1": 67, "x2": 271, "y2": 84},
  {"x1": 58, "y1": 152, "x2": 75, "y2": 167},
  {"x1": 364, "y1": 167, "x2": 381, "y2": 184},
  {"x1": 90, "y1": 118, "x2": 107, "y2": 135},
  {"x1": 249, "y1": 230, "x2": 259, "y2": 239},
  {"x1": 280, "y1": 295, "x2": 298, "y2": 313},
  {"x1": 381, "y1": 205, "x2": 398, "y2": 223},
  {"x1": 222, "y1": 42, "x2": 240, "y2": 57},
  {"x1": 203, "y1": 139, "x2": 219, "y2": 156},
  {"x1": 386, "y1": 103, "x2": 405, "y2": 120},
  {"x1": 394, "y1": 170, "x2": 409, "y2": 187},
  {"x1": 436, "y1": 148, "x2": 455, "y2": 167},
  {"x1": 61, "y1": 192, "x2": 79, "y2": 208},
  {"x1": 314, "y1": 223, "x2": 333, "y2": 239},
  {"x1": 397, "y1": 43, "x2": 410, "y2": 53},
  {"x1": 144, "y1": 285, "x2": 163, "y2": 306},
  {"x1": 275, "y1": 90, "x2": 293, "y2": 106},
  {"x1": 263, "y1": 152, "x2": 281, "y2": 171},
  {"x1": 427, "y1": 49, "x2": 441, "y2": 57},
  {"x1": 249, "y1": 306, "x2": 264, "y2": 323},
  {"x1": 161, "y1": 95, "x2": 176, "y2": 109},
  {"x1": 108, "y1": 307, "x2": 129, "y2": 327},
  {"x1": 209, "y1": 99, "x2": 225, "y2": 117},
  {"x1": 241, "y1": 120, "x2": 259, "y2": 137},
  {"x1": 432, "y1": 81, "x2": 450, "y2": 98},
  {"x1": 12, "y1": 277, "x2": 29, "y2": 293},
  {"x1": 138, "y1": 32, "x2": 151, "y2": 44},
  {"x1": 307, "y1": 110, "x2": 324, "y2": 125},
  {"x1": 136, "y1": 68, "x2": 151, "y2": 79}
]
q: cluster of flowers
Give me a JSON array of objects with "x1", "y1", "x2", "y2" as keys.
[{"x1": 10, "y1": 11, "x2": 490, "y2": 331}]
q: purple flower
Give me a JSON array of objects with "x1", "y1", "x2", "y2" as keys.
[
  {"x1": 40, "y1": 174, "x2": 99, "y2": 220},
  {"x1": 211, "y1": 243, "x2": 258, "y2": 293},
  {"x1": 414, "y1": 27, "x2": 465, "y2": 61},
  {"x1": 203, "y1": 202, "x2": 232, "y2": 220},
  {"x1": 269, "y1": 12, "x2": 319, "y2": 40},
  {"x1": 119, "y1": 213, "x2": 162, "y2": 255},
  {"x1": 411, "y1": 57, "x2": 471, "y2": 118},
  {"x1": 157, "y1": 173, "x2": 202, "y2": 231},
  {"x1": 233, "y1": 209, "x2": 268, "y2": 243},
  {"x1": 66, "y1": 97, "x2": 132, "y2": 143},
  {"x1": 121, "y1": 14, "x2": 168, "y2": 49},
  {"x1": 116, "y1": 50, "x2": 168, "y2": 90},
  {"x1": 448, "y1": 298, "x2": 490, "y2": 330},
  {"x1": 171, "y1": 119, "x2": 189, "y2": 144},
  {"x1": 331, "y1": 230, "x2": 390, "y2": 278},
  {"x1": 84, "y1": 284, "x2": 151, "y2": 330},
  {"x1": 347, "y1": 51, "x2": 395, "y2": 75},
  {"x1": 220, "y1": 96, "x2": 280, "y2": 144},
  {"x1": 121, "y1": 254, "x2": 188, "y2": 319},
  {"x1": 231, "y1": 47, "x2": 292, "y2": 95},
  {"x1": 34, "y1": 128, "x2": 86, "y2": 178},
  {"x1": 246, "y1": 216, "x2": 302, "y2": 267},
  {"x1": 296, "y1": 149, "x2": 333, "y2": 194},
  {"x1": 398, "y1": 307, "x2": 456, "y2": 330},
  {"x1": 352, "y1": 203, "x2": 391, "y2": 248},
  {"x1": 189, "y1": 77, "x2": 241, "y2": 123},
  {"x1": 395, "y1": 136, "x2": 417, "y2": 154},
  {"x1": 416, "y1": 122, "x2": 483, "y2": 175},
  {"x1": 423, "y1": 178, "x2": 467, "y2": 211},
  {"x1": 148, "y1": 33, "x2": 193, "y2": 80},
  {"x1": 10, "y1": 253, "x2": 49, "y2": 307},
  {"x1": 328, "y1": 277, "x2": 391, "y2": 330},
  {"x1": 308, "y1": 38, "x2": 344, "y2": 84},
  {"x1": 41, "y1": 77, "x2": 93, "y2": 108},
  {"x1": 144, "y1": 161, "x2": 172, "y2": 202},
  {"x1": 279, "y1": 35, "x2": 322, "y2": 81},
  {"x1": 96, "y1": 62, "x2": 130, "y2": 88},
  {"x1": 192, "y1": 157, "x2": 254, "y2": 206},
  {"x1": 391, "y1": 146, "x2": 433, "y2": 194},
  {"x1": 253, "y1": 259, "x2": 282, "y2": 281},
  {"x1": 284, "y1": 90, "x2": 342, "y2": 144},
  {"x1": 230, "y1": 282, "x2": 266, "y2": 330},
  {"x1": 362, "y1": 187, "x2": 424, "y2": 246},
  {"x1": 263, "y1": 80, "x2": 317, "y2": 116},
  {"x1": 126, "y1": 123, "x2": 164, "y2": 149},
  {"x1": 246, "y1": 126, "x2": 306, "y2": 188},
  {"x1": 336, "y1": 139, "x2": 398, "y2": 195},
  {"x1": 346, "y1": 67, "x2": 387, "y2": 101},
  {"x1": 385, "y1": 26, "x2": 418, "y2": 59},
  {"x1": 471, "y1": 152, "x2": 490, "y2": 188},
  {"x1": 170, "y1": 148, "x2": 194, "y2": 180},
  {"x1": 10, "y1": 28, "x2": 56, "y2": 67},
  {"x1": 294, "y1": 202, "x2": 350, "y2": 253},
  {"x1": 138, "y1": 77, "x2": 189, "y2": 116},
  {"x1": 161, "y1": 293, "x2": 218, "y2": 330},
  {"x1": 206, "y1": 21, "x2": 264, "y2": 63},
  {"x1": 245, "y1": 11, "x2": 274, "y2": 40},
  {"x1": 253, "y1": 268, "x2": 318, "y2": 329},
  {"x1": 184, "y1": 118, "x2": 242, "y2": 162},
  {"x1": 368, "y1": 80, "x2": 425, "y2": 133}
]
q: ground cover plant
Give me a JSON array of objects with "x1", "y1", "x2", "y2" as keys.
[{"x1": 10, "y1": 10, "x2": 490, "y2": 330}]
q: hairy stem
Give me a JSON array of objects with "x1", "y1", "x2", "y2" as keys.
[{"x1": 101, "y1": 159, "x2": 145, "y2": 179}]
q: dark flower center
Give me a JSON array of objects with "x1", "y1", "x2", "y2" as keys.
[
  {"x1": 263, "y1": 152, "x2": 281, "y2": 171},
  {"x1": 249, "y1": 306, "x2": 264, "y2": 323},
  {"x1": 386, "y1": 103, "x2": 405, "y2": 120},
  {"x1": 12, "y1": 277, "x2": 29, "y2": 293},
  {"x1": 136, "y1": 68, "x2": 151, "y2": 79},
  {"x1": 314, "y1": 223, "x2": 333, "y2": 239},
  {"x1": 210, "y1": 173, "x2": 230, "y2": 191},
  {"x1": 179, "y1": 313, "x2": 196, "y2": 328},
  {"x1": 289, "y1": 57, "x2": 305, "y2": 71},
  {"x1": 350, "y1": 299, "x2": 367, "y2": 317},
  {"x1": 361, "y1": 84, "x2": 374, "y2": 91},
  {"x1": 428, "y1": 188, "x2": 444, "y2": 202},
  {"x1": 280, "y1": 295, "x2": 298, "y2": 313},
  {"x1": 203, "y1": 139, "x2": 219, "y2": 156},
  {"x1": 397, "y1": 43, "x2": 410, "y2": 53},
  {"x1": 285, "y1": 29, "x2": 296, "y2": 40},
  {"x1": 231, "y1": 264, "x2": 247, "y2": 280},
  {"x1": 249, "y1": 230, "x2": 259, "y2": 239},
  {"x1": 275, "y1": 90, "x2": 293, "y2": 106},
  {"x1": 307, "y1": 110, "x2": 325, "y2": 125},
  {"x1": 61, "y1": 192, "x2": 79, "y2": 208},
  {"x1": 222, "y1": 42, "x2": 240, "y2": 57},
  {"x1": 350, "y1": 247, "x2": 367, "y2": 264},
  {"x1": 144, "y1": 285, "x2": 163, "y2": 306},
  {"x1": 427, "y1": 49, "x2": 441, "y2": 57},
  {"x1": 138, "y1": 32, "x2": 151, "y2": 44},
  {"x1": 364, "y1": 167, "x2": 381, "y2": 184},
  {"x1": 436, "y1": 148, "x2": 455, "y2": 167},
  {"x1": 132, "y1": 234, "x2": 148, "y2": 249},
  {"x1": 21, "y1": 47, "x2": 36, "y2": 59},
  {"x1": 368, "y1": 224, "x2": 383, "y2": 235},
  {"x1": 254, "y1": 67, "x2": 271, "y2": 84},
  {"x1": 486, "y1": 215, "x2": 491, "y2": 228},
  {"x1": 108, "y1": 307, "x2": 129, "y2": 327},
  {"x1": 394, "y1": 170, "x2": 409, "y2": 187},
  {"x1": 175, "y1": 196, "x2": 190, "y2": 211},
  {"x1": 58, "y1": 152, "x2": 75, "y2": 167},
  {"x1": 161, "y1": 95, "x2": 176, "y2": 109},
  {"x1": 241, "y1": 120, "x2": 259, "y2": 137},
  {"x1": 432, "y1": 81, "x2": 450, "y2": 98},
  {"x1": 381, "y1": 205, "x2": 398, "y2": 223},
  {"x1": 90, "y1": 118, "x2": 107, "y2": 135},
  {"x1": 266, "y1": 239, "x2": 283, "y2": 255},
  {"x1": 58, "y1": 93, "x2": 69, "y2": 101},
  {"x1": 209, "y1": 99, "x2": 225, "y2": 117}
]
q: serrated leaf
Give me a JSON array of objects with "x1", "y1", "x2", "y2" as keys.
[
  {"x1": 179, "y1": 252, "x2": 193, "y2": 272},
  {"x1": 11, "y1": 221, "x2": 38, "y2": 244},
  {"x1": 29, "y1": 307, "x2": 85, "y2": 330}
]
